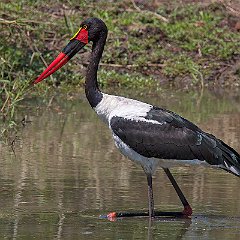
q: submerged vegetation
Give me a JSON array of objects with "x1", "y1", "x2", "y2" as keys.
[{"x1": 0, "y1": 0, "x2": 239, "y2": 141}]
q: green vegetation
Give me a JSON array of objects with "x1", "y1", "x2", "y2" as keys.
[{"x1": 0, "y1": 0, "x2": 239, "y2": 141}]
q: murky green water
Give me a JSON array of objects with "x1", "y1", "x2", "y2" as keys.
[{"x1": 1, "y1": 88, "x2": 240, "y2": 239}]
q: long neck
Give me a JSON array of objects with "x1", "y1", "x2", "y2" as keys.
[{"x1": 85, "y1": 33, "x2": 106, "y2": 108}]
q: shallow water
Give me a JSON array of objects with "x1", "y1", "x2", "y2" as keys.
[{"x1": 1, "y1": 88, "x2": 240, "y2": 239}]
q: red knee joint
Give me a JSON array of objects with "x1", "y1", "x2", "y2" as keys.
[{"x1": 182, "y1": 205, "x2": 192, "y2": 216}]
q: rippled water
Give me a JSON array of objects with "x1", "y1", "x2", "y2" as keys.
[{"x1": 1, "y1": 88, "x2": 240, "y2": 239}]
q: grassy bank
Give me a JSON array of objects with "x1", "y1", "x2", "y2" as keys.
[{"x1": 0, "y1": 0, "x2": 239, "y2": 141}]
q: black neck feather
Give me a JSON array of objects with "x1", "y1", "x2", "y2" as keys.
[{"x1": 85, "y1": 32, "x2": 107, "y2": 108}]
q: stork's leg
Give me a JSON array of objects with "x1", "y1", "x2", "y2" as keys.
[
  {"x1": 147, "y1": 174, "x2": 155, "y2": 218},
  {"x1": 163, "y1": 168, "x2": 192, "y2": 216},
  {"x1": 104, "y1": 170, "x2": 191, "y2": 220}
]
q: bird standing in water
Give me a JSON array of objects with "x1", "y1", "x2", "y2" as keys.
[{"x1": 34, "y1": 18, "x2": 240, "y2": 218}]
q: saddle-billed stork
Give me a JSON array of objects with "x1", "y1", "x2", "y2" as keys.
[{"x1": 33, "y1": 18, "x2": 240, "y2": 218}]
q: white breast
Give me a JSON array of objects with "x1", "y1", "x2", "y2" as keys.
[{"x1": 94, "y1": 93, "x2": 158, "y2": 124}]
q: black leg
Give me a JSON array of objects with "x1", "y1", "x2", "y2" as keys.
[
  {"x1": 147, "y1": 174, "x2": 155, "y2": 218},
  {"x1": 163, "y1": 168, "x2": 192, "y2": 216},
  {"x1": 102, "y1": 169, "x2": 192, "y2": 220}
]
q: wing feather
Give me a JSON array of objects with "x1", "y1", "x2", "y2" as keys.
[
  {"x1": 110, "y1": 106, "x2": 204, "y2": 160},
  {"x1": 110, "y1": 106, "x2": 240, "y2": 175}
]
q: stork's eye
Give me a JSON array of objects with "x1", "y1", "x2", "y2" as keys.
[{"x1": 82, "y1": 25, "x2": 88, "y2": 29}]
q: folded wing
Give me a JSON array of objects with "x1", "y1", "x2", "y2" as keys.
[{"x1": 110, "y1": 106, "x2": 240, "y2": 176}]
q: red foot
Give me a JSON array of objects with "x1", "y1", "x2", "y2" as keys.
[
  {"x1": 182, "y1": 205, "x2": 192, "y2": 216},
  {"x1": 107, "y1": 212, "x2": 117, "y2": 221},
  {"x1": 107, "y1": 212, "x2": 117, "y2": 218}
]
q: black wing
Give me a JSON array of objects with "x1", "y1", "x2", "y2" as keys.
[{"x1": 111, "y1": 106, "x2": 240, "y2": 173}]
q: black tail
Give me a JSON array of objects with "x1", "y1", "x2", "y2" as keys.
[{"x1": 218, "y1": 139, "x2": 240, "y2": 177}]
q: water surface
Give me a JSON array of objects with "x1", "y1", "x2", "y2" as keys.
[{"x1": 1, "y1": 88, "x2": 240, "y2": 239}]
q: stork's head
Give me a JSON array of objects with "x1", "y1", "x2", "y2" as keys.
[{"x1": 34, "y1": 17, "x2": 107, "y2": 84}]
